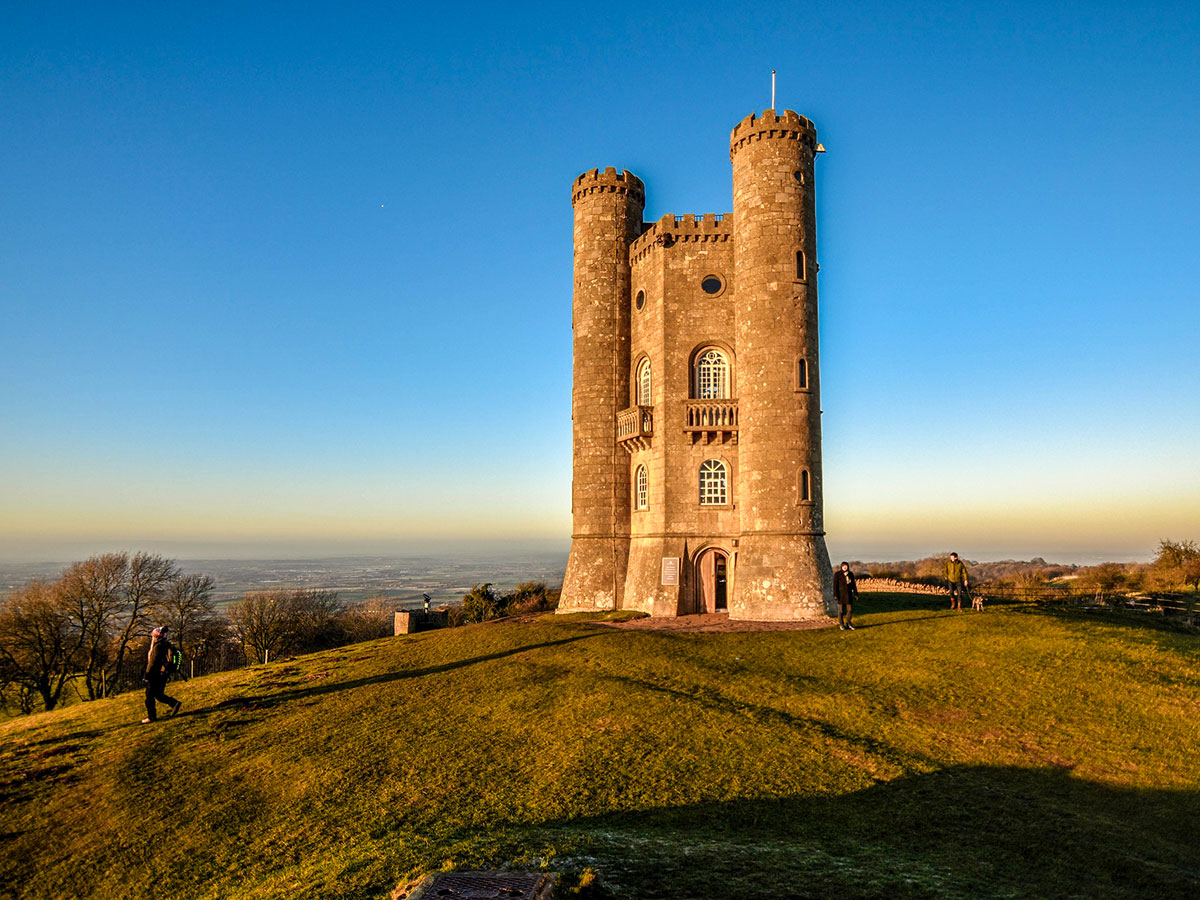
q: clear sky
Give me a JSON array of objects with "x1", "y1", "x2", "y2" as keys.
[{"x1": 2, "y1": 1, "x2": 1198, "y2": 564}]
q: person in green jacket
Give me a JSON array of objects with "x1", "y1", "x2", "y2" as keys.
[{"x1": 946, "y1": 552, "x2": 969, "y2": 610}]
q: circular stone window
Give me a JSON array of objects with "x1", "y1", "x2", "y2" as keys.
[
  {"x1": 635, "y1": 289, "x2": 645, "y2": 310},
  {"x1": 793, "y1": 170, "x2": 805, "y2": 184},
  {"x1": 701, "y1": 275, "x2": 724, "y2": 295}
]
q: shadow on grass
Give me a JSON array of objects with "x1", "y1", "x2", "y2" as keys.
[
  {"x1": 537, "y1": 765, "x2": 1200, "y2": 899},
  {"x1": 594, "y1": 669, "x2": 934, "y2": 771},
  {"x1": 1011, "y1": 601, "x2": 1200, "y2": 637},
  {"x1": 844, "y1": 612, "x2": 949, "y2": 629},
  {"x1": 198, "y1": 632, "x2": 604, "y2": 715},
  {"x1": 855, "y1": 591, "x2": 1021, "y2": 615}
]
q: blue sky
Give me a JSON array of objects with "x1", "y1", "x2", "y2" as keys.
[{"x1": 2, "y1": 1, "x2": 1198, "y2": 563}]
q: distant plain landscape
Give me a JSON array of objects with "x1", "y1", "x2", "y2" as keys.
[{"x1": 0, "y1": 550, "x2": 572, "y2": 609}]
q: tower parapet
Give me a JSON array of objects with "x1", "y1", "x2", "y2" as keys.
[
  {"x1": 729, "y1": 109, "x2": 819, "y2": 160},
  {"x1": 571, "y1": 167, "x2": 645, "y2": 207},
  {"x1": 630, "y1": 213, "x2": 732, "y2": 264}
]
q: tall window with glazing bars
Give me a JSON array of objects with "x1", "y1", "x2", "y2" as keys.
[
  {"x1": 699, "y1": 459, "x2": 728, "y2": 505},
  {"x1": 695, "y1": 349, "x2": 728, "y2": 399}
]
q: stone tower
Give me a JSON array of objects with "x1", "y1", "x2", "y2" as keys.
[
  {"x1": 560, "y1": 168, "x2": 644, "y2": 611},
  {"x1": 559, "y1": 111, "x2": 834, "y2": 621}
]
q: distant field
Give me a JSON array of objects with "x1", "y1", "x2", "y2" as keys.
[
  {"x1": 1, "y1": 593, "x2": 1198, "y2": 899},
  {"x1": 0, "y1": 553, "x2": 571, "y2": 607}
]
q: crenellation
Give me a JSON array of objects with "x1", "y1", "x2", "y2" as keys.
[
  {"x1": 630, "y1": 213, "x2": 733, "y2": 261},
  {"x1": 572, "y1": 167, "x2": 646, "y2": 207},
  {"x1": 729, "y1": 109, "x2": 819, "y2": 162}
]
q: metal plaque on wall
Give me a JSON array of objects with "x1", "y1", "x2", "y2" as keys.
[{"x1": 661, "y1": 557, "x2": 680, "y2": 585}]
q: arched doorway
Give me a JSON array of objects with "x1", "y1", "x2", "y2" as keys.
[{"x1": 696, "y1": 548, "x2": 729, "y2": 614}]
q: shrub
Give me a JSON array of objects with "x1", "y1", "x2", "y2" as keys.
[
  {"x1": 506, "y1": 580, "x2": 559, "y2": 615},
  {"x1": 459, "y1": 583, "x2": 504, "y2": 624}
]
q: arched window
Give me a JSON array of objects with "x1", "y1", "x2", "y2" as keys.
[
  {"x1": 799, "y1": 468, "x2": 811, "y2": 502},
  {"x1": 635, "y1": 465, "x2": 648, "y2": 510},
  {"x1": 699, "y1": 459, "x2": 728, "y2": 505},
  {"x1": 695, "y1": 349, "x2": 729, "y2": 399},
  {"x1": 797, "y1": 357, "x2": 808, "y2": 390},
  {"x1": 636, "y1": 358, "x2": 652, "y2": 406}
]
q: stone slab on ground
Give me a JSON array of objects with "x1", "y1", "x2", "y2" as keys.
[{"x1": 400, "y1": 871, "x2": 554, "y2": 900}]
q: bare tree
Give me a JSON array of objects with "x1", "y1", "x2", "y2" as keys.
[
  {"x1": 288, "y1": 589, "x2": 344, "y2": 651},
  {"x1": 227, "y1": 588, "x2": 346, "y2": 663},
  {"x1": 339, "y1": 594, "x2": 396, "y2": 643},
  {"x1": 187, "y1": 613, "x2": 240, "y2": 676},
  {"x1": 0, "y1": 580, "x2": 82, "y2": 712},
  {"x1": 161, "y1": 573, "x2": 217, "y2": 649},
  {"x1": 58, "y1": 552, "x2": 180, "y2": 698},
  {"x1": 227, "y1": 590, "x2": 292, "y2": 664}
]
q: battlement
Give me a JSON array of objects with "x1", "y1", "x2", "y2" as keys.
[
  {"x1": 571, "y1": 167, "x2": 646, "y2": 207},
  {"x1": 729, "y1": 109, "x2": 818, "y2": 160},
  {"x1": 630, "y1": 212, "x2": 732, "y2": 262}
]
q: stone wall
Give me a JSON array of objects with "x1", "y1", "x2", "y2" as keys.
[
  {"x1": 394, "y1": 609, "x2": 449, "y2": 635},
  {"x1": 856, "y1": 577, "x2": 950, "y2": 596}
]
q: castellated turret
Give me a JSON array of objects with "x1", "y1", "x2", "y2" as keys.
[
  {"x1": 558, "y1": 113, "x2": 835, "y2": 620},
  {"x1": 560, "y1": 168, "x2": 644, "y2": 611}
]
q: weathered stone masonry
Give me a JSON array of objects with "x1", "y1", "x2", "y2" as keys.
[{"x1": 560, "y1": 110, "x2": 835, "y2": 620}]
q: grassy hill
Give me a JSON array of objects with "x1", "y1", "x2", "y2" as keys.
[{"x1": 2, "y1": 595, "x2": 1198, "y2": 900}]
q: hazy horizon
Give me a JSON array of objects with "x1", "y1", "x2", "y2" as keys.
[{"x1": 0, "y1": 535, "x2": 1162, "y2": 569}]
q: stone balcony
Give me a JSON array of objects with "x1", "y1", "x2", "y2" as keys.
[
  {"x1": 684, "y1": 399, "x2": 739, "y2": 444},
  {"x1": 616, "y1": 405, "x2": 653, "y2": 452}
]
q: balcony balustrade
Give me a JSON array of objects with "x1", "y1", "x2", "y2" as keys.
[
  {"x1": 684, "y1": 399, "x2": 739, "y2": 444},
  {"x1": 616, "y1": 405, "x2": 653, "y2": 451}
]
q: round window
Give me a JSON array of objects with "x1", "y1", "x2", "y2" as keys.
[
  {"x1": 793, "y1": 170, "x2": 804, "y2": 184},
  {"x1": 701, "y1": 275, "x2": 724, "y2": 295},
  {"x1": 635, "y1": 290, "x2": 645, "y2": 310}
]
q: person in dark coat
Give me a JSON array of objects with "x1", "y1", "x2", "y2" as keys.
[
  {"x1": 834, "y1": 562, "x2": 858, "y2": 630},
  {"x1": 142, "y1": 625, "x2": 182, "y2": 724}
]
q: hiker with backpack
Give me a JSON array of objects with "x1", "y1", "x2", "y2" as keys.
[{"x1": 142, "y1": 625, "x2": 182, "y2": 724}]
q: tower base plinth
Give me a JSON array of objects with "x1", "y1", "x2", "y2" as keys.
[
  {"x1": 558, "y1": 535, "x2": 627, "y2": 614},
  {"x1": 729, "y1": 533, "x2": 835, "y2": 621}
]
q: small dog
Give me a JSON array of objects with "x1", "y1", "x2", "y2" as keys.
[{"x1": 971, "y1": 592, "x2": 984, "y2": 611}]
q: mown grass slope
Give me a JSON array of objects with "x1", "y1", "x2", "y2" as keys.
[{"x1": 2, "y1": 595, "x2": 1198, "y2": 900}]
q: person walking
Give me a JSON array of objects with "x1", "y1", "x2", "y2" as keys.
[
  {"x1": 834, "y1": 561, "x2": 858, "y2": 630},
  {"x1": 946, "y1": 552, "x2": 970, "y2": 611},
  {"x1": 142, "y1": 625, "x2": 182, "y2": 724}
]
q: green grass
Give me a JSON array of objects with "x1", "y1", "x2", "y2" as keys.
[{"x1": 2, "y1": 594, "x2": 1198, "y2": 899}]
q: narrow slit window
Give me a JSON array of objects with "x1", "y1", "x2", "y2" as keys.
[
  {"x1": 800, "y1": 469, "x2": 811, "y2": 502},
  {"x1": 796, "y1": 250, "x2": 806, "y2": 281},
  {"x1": 797, "y1": 358, "x2": 808, "y2": 390}
]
